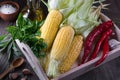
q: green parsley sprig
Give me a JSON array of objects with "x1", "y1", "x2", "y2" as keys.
[{"x1": 0, "y1": 13, "x2": 47, "y2": 60}]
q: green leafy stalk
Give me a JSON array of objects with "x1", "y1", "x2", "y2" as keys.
[
  {"x1": 0, "y1": 13, "x2": 47, "y2": 59},
  {"x1": 80, "y1": 4, "x2": 103, "y2": 37},
  {"x1": 42, "y1": 0, "x2": 84, "y2": 19},
  {"x1": 63, "y1": 0, "x2": 103, "y2": 38},
  {"x1": 0, "y1": 35, "x2": 21, "y2": 61},
  {"x1": 0, "y1": 35, "x2": 12, "y2": 52},
  {"x1": 65, "y1": 0, "x2": 94, "y2": 26},
  {"x1": 11, "y1": 13, "x2": 46, "y2": 57}
]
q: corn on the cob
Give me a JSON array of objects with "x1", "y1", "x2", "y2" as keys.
[
  {"x1": 47, "y1": 26, "x2": 75, "y2": 77},
  {"x1": 51, "y1": 26, "x2": 75, "y2": 61},
  {"x1": 39, "y1": 10, "x2": 63, "y2": 50},
  {"x1": 59, "y1": 35, "x2": 83, "y2": 73}
]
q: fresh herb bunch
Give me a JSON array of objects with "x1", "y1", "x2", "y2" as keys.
[
  {"x1": 0, "y1": 35, "x2": 21, "y2": 61},
  {"x1": 0, "y1": 13, "x2": 47, "y2": 60}
]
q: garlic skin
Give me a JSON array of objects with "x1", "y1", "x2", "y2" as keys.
[
  {"x1": 22, "y1": 68, "x2": 32, "y2": 75},
  {"x1": 109, "y1": 39, "x2": 120, "y2": 49},
  {"x1": 9, "y1": 72, "x2": 19, "y2": 80}
]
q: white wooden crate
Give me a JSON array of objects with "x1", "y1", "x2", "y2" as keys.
[{"x1": 15, "y1": 13, "x2": 120, "y2": 80}]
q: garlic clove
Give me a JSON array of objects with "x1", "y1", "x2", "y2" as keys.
[
  {"x1": 109, "y1": 39, "x2": 120, "y2": 49},
  {"x1": 22, "y1": 68, "x2": 32, "y2": 75},
  {"x1": 9, "y1": 72, "x2": 19, "y2": 80}
]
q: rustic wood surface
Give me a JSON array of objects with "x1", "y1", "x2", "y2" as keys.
[
  {"x1": 0, "y1": 1, "x2": 40, "y2": 80},
  {"x1": 0, "y1": 0, "x2": 120, "y2": 80},
  {"x1": 0, "y1": 23, "x2": 40, "y2": 79},
  {"x1": 0, "y1": 21, "x2": 40, "y2": 80}
]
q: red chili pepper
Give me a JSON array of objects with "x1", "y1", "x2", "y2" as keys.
[
  {"x1": 95, "y1": 36, "x2": 109, "y2": 66},
  {"x1": 88, "y1": 29, "x2": 112, "y2": 61},
  {"x1": 81, "y1": 20, "x2": 113, "y2": 64}
]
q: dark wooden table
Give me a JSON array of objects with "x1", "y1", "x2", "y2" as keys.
[
  {"x1": 0, "y1": 22, "x2": 40, "y2": 80},
  {"x1": 0, "y1": 1, "x2": 40, "y2": 80},
  {"x1": 0, "y1": 0, "x2": 120, "y2": 80},
  {"x1": 0, "y1": 25, "x2": 40, "y2": 80}
]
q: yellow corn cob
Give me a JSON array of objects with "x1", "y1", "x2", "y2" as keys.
[
  {"x1": 39, "y1": 10, "x2": 63, "y2": 50},
  {"x1": 51, "y1": 26, "x2": 75, "y2": 61},
  {"x1": 47, "y1": 26, "x2": 75, "y2": 77},
  {"x1": 59, "y1": 35, "x2": 83, "y2": 73}
]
